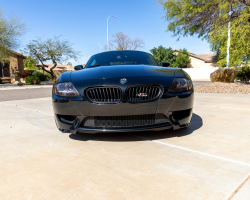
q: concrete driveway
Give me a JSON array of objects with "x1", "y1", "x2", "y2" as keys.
[{"x1": 0, "y1": 93, "x2": 250, "y2": 200}]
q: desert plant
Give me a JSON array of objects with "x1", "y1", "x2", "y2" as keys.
[
  {"x1": 150, "y1": 46, "x2": 190, "y2": 68},
  {"x1": 17, "y1": 70, "x2": 32, "y2": 78},
  {"x1": 25, "y1": 76, "x2": 41, "y2": 85},
  {"x1": 0, "y1": 78, "x2": 2, "y2": 84},
  {"x1": 32, "y1": 71, "x2": 45, "y2": 81},
  {"x1": 0, "y1": 8, "x2": 26, "y2": 63},
  {"x1": 150, "y1": 46, "x2": 176, "y2": 65},
  {"x1": 25, "y1": 36, "x2": 80, "y2": 79},
  {"x1": 24, "y1": 56, "x2": 40, "y2": 70},
  {"x1": 44, "y1": 72, "x2": 53, "y2": 80},
  {"x1": 235, "y1": 66, "x2": 250, "y2": 81},
  {"x1": 210, "y1": 68, "x2": 238, "y2": 83}
]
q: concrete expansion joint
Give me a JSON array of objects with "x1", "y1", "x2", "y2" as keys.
[
  {"x1": 228, "y1": 171, "x2": 250, "y2": 200},
  {"x1": 196, "y1": 105, "x2": 250, "y2": 111},
  {"x1": 128, "y1": 133, "x2": 250, "y2": 167},
  {"x1": 0, "y1": 103, "x2": 53, "y2": 116},
  {"x1": 130, "y1": 133, "x2": 250, "y2": 199}
]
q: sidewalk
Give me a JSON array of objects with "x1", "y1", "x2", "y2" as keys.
[{"x1": 192, "y1": 79, "x2": 211, "y2": 81}]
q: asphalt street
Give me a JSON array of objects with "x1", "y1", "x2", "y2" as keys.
[
  {"x1": 0, "y1": 81, "x2": 210, "y2": 102},
  {"x1": 0, "y1": 88, "x2": 52, "y2": 102}
]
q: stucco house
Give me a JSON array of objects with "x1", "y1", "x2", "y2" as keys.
[
  {"x1": 0, "y1": 49, "x2": 27, "y2": 83},
  {"x1": 173, "y1": 49, "x2": 218, "y2": 68}
]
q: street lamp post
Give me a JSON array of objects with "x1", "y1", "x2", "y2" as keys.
[
  {"x1": 95, "y1": 43, "x2": 101, "y2": 52},
  {"x1": 107, "y1": 15, "x2": 116, "y2": 51},
  {"x1": 226, "y1": 7, "x2": 232, "y2": 69}
]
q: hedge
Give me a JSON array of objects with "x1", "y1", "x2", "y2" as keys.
[
  {"x1": 45, "y1": 72, "x2": 53, "y2": 80},
  {"x1": 25, "y1": 76, "x2": 41, "y2": 85},
  {"x1": 32, "y1": 71, "x2": 45, "y2": 81},
  {"x1": 210, "y1": 68, "x2": 238, "y2": 83}
]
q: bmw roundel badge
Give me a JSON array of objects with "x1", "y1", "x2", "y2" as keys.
[{"x1": 120, "y1": 78, "x2": 127, "y2": 84}]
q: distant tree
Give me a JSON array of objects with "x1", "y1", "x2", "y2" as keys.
[
  {"x1": 25, "y1": 36, "x2": 81, "y2": 79},
  {"x1": 66, "y1": 62, "x2": 72, "y2": 66},
  {"x1": 109, "y1": 32, "x2": 145, "y2": 50},
  {"x1": 157, "y1": 0, "x2": 250, "y2": 39},
  {"x1": 150, "y1": 46, "x2": 176, "y2": 65},
  {"x1": 175, "y1": 49, "x2": 191, "y2": 68},
  {"x1": 150, "y1": 46, "x2": 190, "y2": 68},
  {"x1": 208, "y1": 20, "x2": 250, "y2": 67},
  {"x1": 0, "y1": 8, "x2": 26, "y2": 62},
  {"x1": 158, "y1": 0, "x2": 250, "y2": 66},
  {"x1": 23, "y1": 56, "x2": 40, "y2": 70}
]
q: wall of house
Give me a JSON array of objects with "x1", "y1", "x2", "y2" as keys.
[
  {"x1": 183, "y1": 68, "x2": 218, "y2": 80},
  {"x1": 17, "y1": 56, "x2": 24, "y2": 71},
  {"x1": 9, "y1": 54, "x2": 19, "y2": 76},
  {"x1": 4, "y1": 54, "x2": 25, "y2": 77},
  {"x1": 189, "y1": 57, "x2": 217, "y2": 68}
]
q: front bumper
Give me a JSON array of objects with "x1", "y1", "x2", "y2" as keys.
[{"x1": 53, "y1": 90, "x2": 194, "y2": 134}]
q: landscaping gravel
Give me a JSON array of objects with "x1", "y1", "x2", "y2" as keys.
[{"x1": 195, "y1": 82, "x2": 250, "y2": 94}]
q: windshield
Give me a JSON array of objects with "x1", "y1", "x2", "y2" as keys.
[{"x1": 85, "y1": 51, "x2": 159, "y2": 68}]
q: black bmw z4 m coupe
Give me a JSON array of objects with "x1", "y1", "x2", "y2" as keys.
[{"x1": 53, "y1": 50, "x2": 194, "y2": 134}]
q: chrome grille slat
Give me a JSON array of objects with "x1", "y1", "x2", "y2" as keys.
[
  {"x1": 127, "y1": 85, "x2": 162, "y2": 103},
  {"x1": 82, "y1": 114, "x2": 170, "y2": 129},
  {"x1": 89, "y1": 90, "x2": 94, "y2": 99},
  {"x1": 148, "y1": 87, "x2": 152, "y2": 100},
  {"x1": 93, "y1": 90, "x2": 97, "y2": 101},
  {"x1": 98, "y1": 88, "x2": 103, "y2": 101},
  {"x1": 86, "y1": 87, "x2": 122, "y2": 104},
  {"x1": 109, "y1": 88, "x2": 113, "y2": 102}
]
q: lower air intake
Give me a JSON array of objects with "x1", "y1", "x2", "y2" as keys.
[{"x1": 82, "y1": 114, "x2": 170, "y2": 129}]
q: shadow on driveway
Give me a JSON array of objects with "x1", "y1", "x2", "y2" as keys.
[{"x1": 69, "y1": 113, "x2": 203, "y2": 142}]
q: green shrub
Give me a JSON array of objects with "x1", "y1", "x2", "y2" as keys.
[
  {"x1": 210, "y1": 68, "x2": 238, "y2": 83},
  {"x1": 235, "y1": 66, "x2": 250, "y2": 81},
  {"x1": 45, "y1": 72, "x2": 53, "y2": 80},
  {"x1": 32, "y1": 71, "x2": 45, "y2": 81},
  {"x1": 25, "y1": 76, "x2": 41, "y2": 85},
  {"x1": 0, "y1": 78, "x2": 2, "y2": 84}
]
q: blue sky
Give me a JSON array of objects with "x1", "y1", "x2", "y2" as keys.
[{"x1": 1, "y1": 0, "x2": 213, "y2": 65}]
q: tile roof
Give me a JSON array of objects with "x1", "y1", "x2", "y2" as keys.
[
  {"x1": 195, "y1": 54, "x2": 217, "y2": 62},
  {"x1": 38, "y1": 64, "x2": 74, "y2": 70},
  {"x1": 9, "y1": 49, "x2": 27, "y2": 58},
  {"x1": 173, "y1": 49, "x2": 217, "y2": 63}
]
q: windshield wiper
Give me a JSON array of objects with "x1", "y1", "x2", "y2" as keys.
[
  {"x1": 121, "y1": 62, "x2": 141, "y2": 65},
  {"x1": 89, "y1": 65, "x2": 101, "y2": 68}
]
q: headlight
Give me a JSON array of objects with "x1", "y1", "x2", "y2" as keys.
[
  {"x1": 53, "y1": 82, "x2": 79, "y2": 97},
  {"x1": 168, "y1": 78, "x2": 192, "y2": 93}
]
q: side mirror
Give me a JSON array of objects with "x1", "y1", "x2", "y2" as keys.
[
  {"x1": 161, "y1": 62, "x2": 171, "y2": 67},
  {"x1": 74, "y1": 65, "x2": 83, "y2": 71}
]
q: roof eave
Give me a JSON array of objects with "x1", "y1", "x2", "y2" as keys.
[{"x1": 9, "y1": 49, "x2": 27, "y2": 59}]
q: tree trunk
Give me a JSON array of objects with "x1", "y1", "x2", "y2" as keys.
[{"x1": 38, "y1": 64, "x2": 56, "y2": 79}]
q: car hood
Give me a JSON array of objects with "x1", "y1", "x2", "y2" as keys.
[{"x1": 71, "y1": 65, "x2": 175, "y2": 81}]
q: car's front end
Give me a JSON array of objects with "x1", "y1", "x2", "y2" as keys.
[{"x1": 52, "y1": 63, "x2": 194, "y2": 134}]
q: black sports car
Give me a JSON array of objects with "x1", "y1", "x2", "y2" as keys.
[{"x1": 53, "y1": 50, "x2": 194, "y2": 134}]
